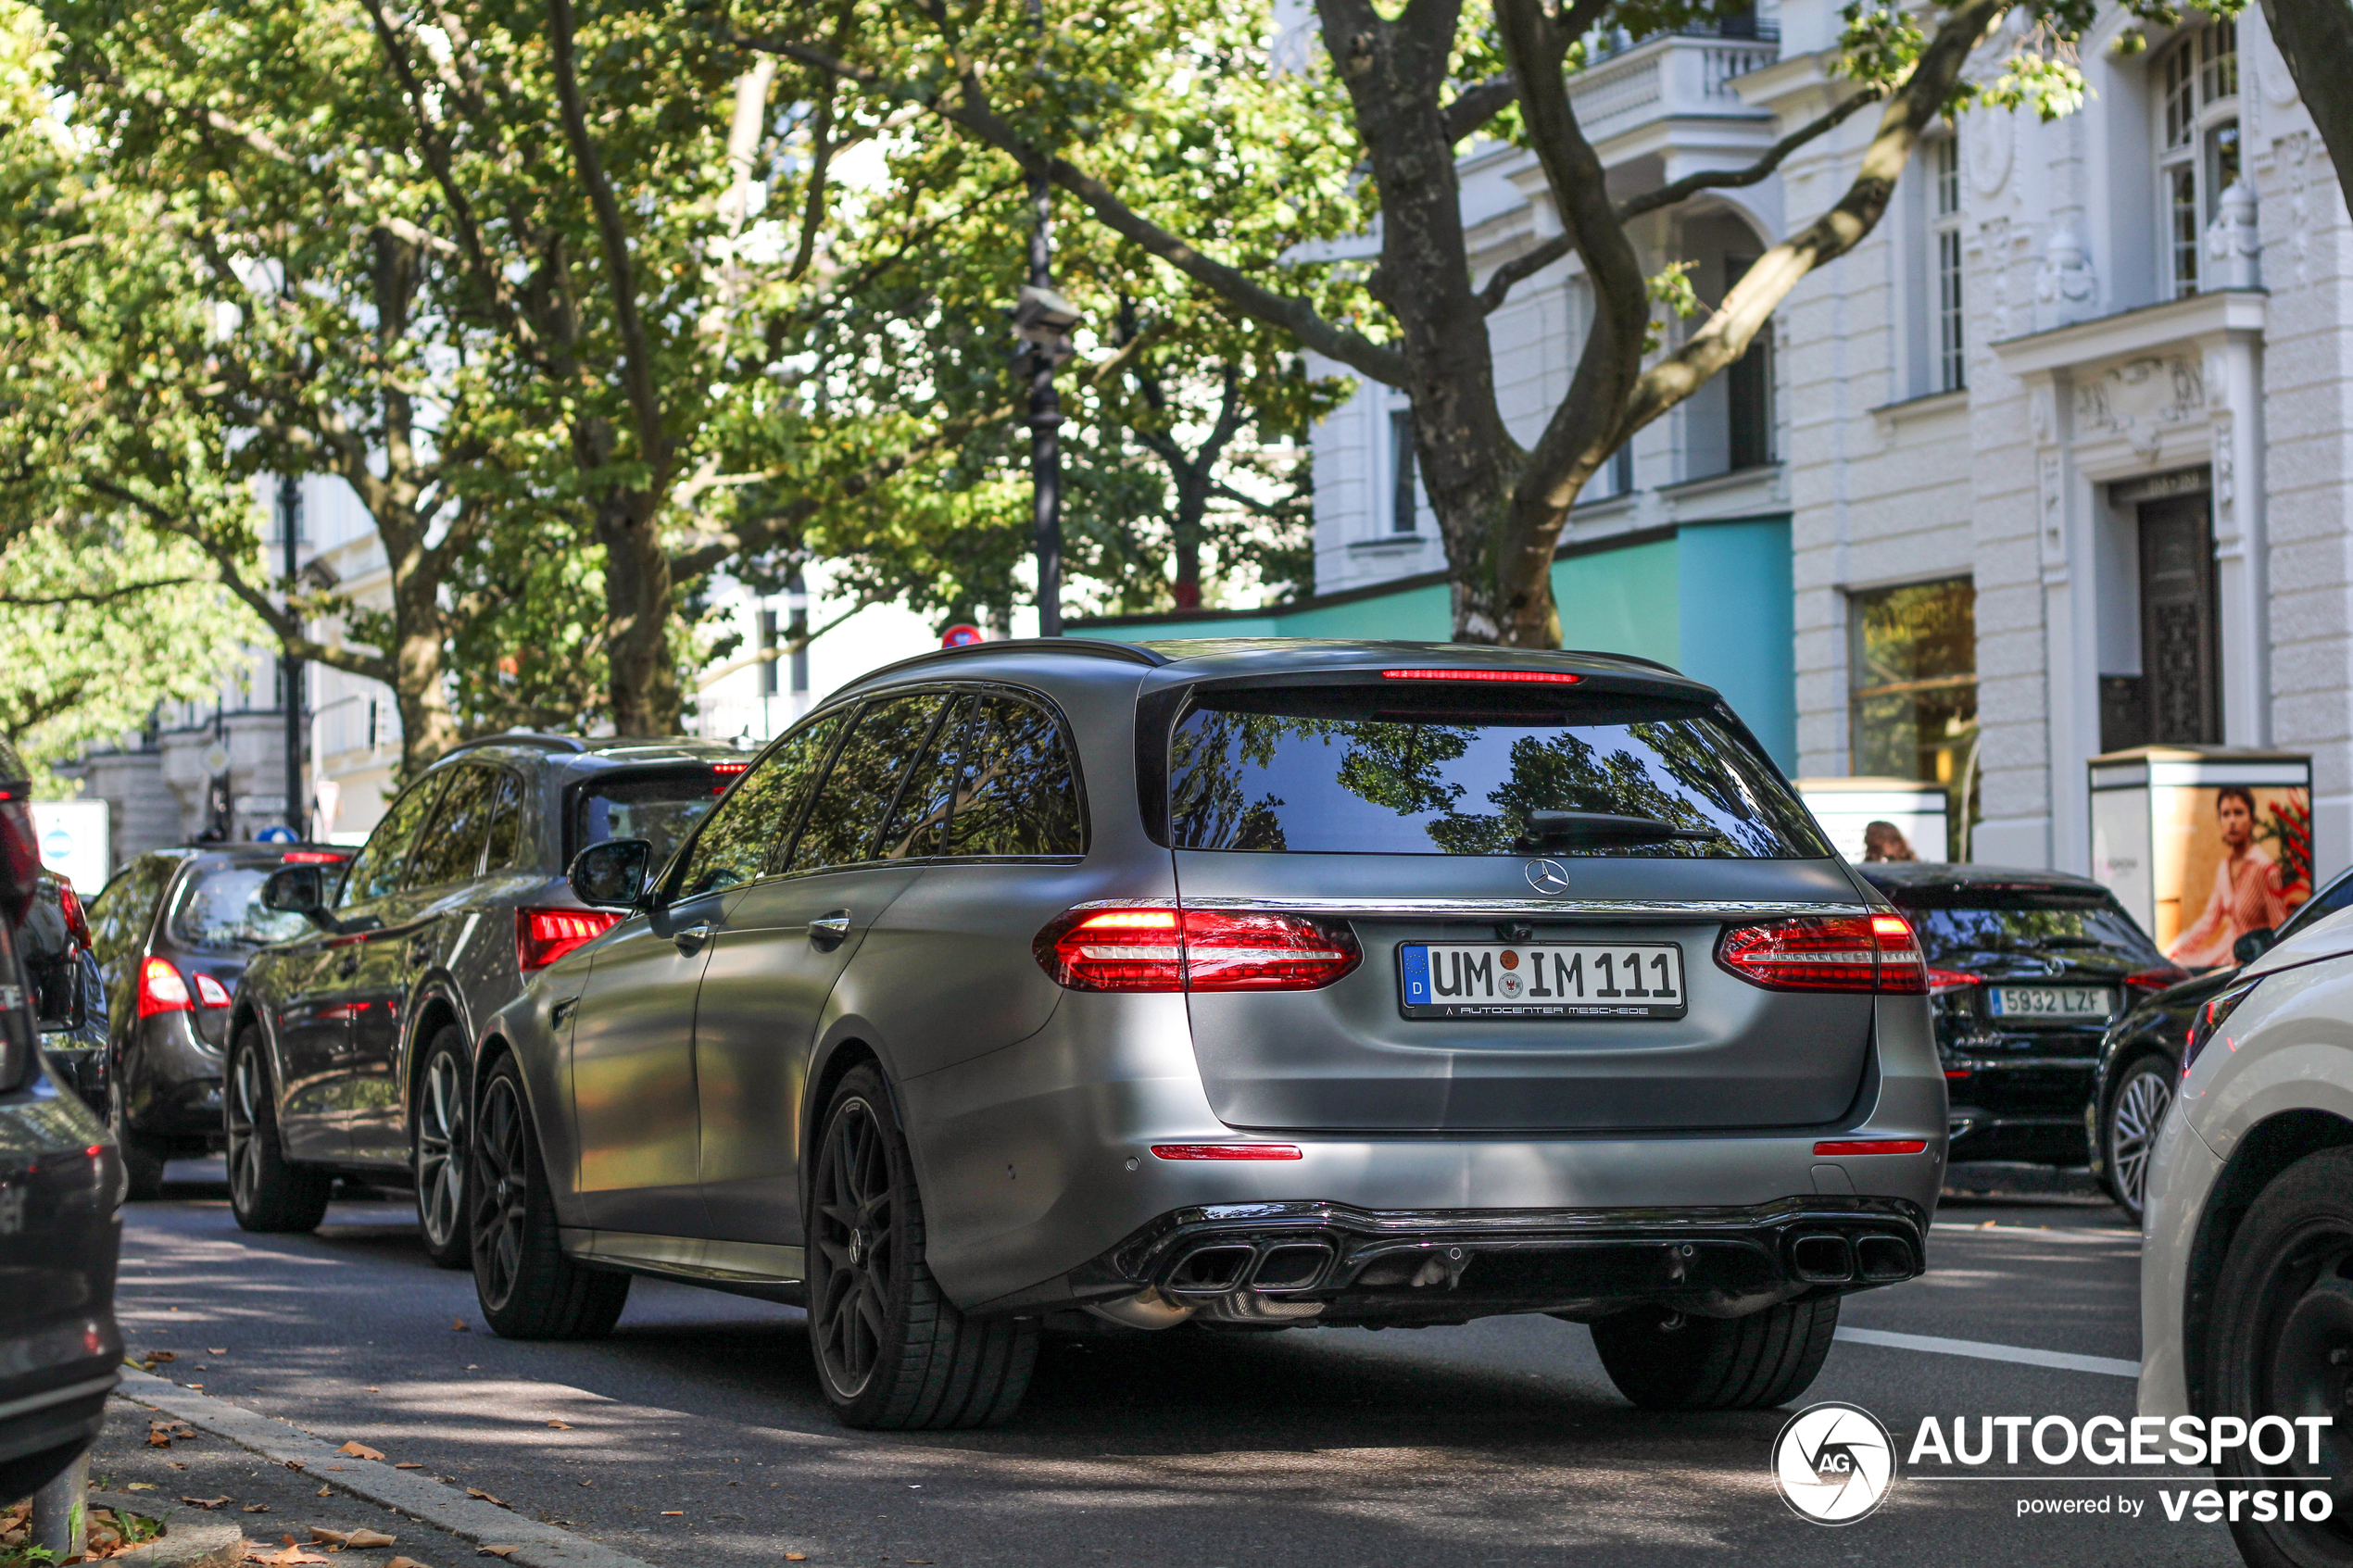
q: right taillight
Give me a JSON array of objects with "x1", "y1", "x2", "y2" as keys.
[
  {"x1": 2183, "y1": 975, "x2": 2263, "y2": 1076},
  {"x1": 1716, "y1": 914, "x2": 1927, "y2": 995},
  {"x1": 1035, "y1": 906, "x2": 1361, "y2": 993},
  {"x1": 137, "y1": 956, "x2": 194, "y2": 1018},
  {"x1": 517, "y1": 908, "x2": 622, "y2": 972}
]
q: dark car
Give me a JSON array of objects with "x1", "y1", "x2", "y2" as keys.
[
  {"x1": 2089, "y1": 862, "x2": 2353, "y2": 1222},
  {"x1": 463, "y1": 639, "x2": 1943, "y2": 1430},
  {"x1": 1858, "y1": 863, "x2": 2183, "y2": 1170},
  {"x1": 83, "y1": 844, "x2": 351, "y2": 1198},
  {"x1": 24, "y1": 873, "x2": 107, "y2": 1110},
  {"x1": 230, "y1": 734, "x2": 748, "y2": 1265},
  {"x1": 0, "y1": 747, "x2": 122, "y2": 1499}
]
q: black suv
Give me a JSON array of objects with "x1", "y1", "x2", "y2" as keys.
[
  {"x1": 84, "y1": 844, "x2": 350, "y2": 1198},
  {"x1": 229, "y1": 735, "x2": 747, "y2": 1263}
]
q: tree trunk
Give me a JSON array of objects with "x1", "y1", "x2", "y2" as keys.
[
  {"x1": 2260, "y1": 0, "x2": 2353, "y2": 198},
  {"x1": 600, "y1": 496, "x2": 682, "y2": 735}
]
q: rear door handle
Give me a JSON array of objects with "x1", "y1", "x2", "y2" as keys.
[
  {"x1": 810, "y1": 911, "x2": 852, "y2": 947},
  {"x1": 673, "y1": 922, "x2": 713, "y2": 955}
]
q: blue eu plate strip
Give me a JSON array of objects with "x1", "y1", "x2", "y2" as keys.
[{"x1": 1400, "y1": 945, "x2": 1430, "y2": 1006}]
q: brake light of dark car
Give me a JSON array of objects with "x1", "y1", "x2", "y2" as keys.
[
  {"x1": 1716, "y1": 914, "x2": 1928, "y2": 994},
  {"x1": 517, "y1": 908, "x2": 623, "y2": 972},
  {"x1": 1380, "y1": 668, "x2": 1582, "y2": 684},
  {"x1": 1035, "y1": 907, "x2": 1363, "y2": 993},
  {"x1": 56, "y1": 880, "x2": 90, "y2": 948},
  {"x1": 1926, "y1": 967, "x2": 1982, "y2": 997},
  {"x1": 2125, "y1": 965, "x2": 2193, "y2": 993},
  {"x1": 136, "y1": 957, "x2": 194, "y2": 1018},
  {"x1": 282, "y1": 849, "x2": 347, "y2": 865},
  {"x1": 711, "y1": 761, "x2": 751, "y2": 774},
  {"x1": 2183, "y1": 975, "x2": 2265, "y2": 1077},
  {"x1": 192, "y1": 972, "x2": 233, "y2": 1008}
]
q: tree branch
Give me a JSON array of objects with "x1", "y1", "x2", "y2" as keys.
[
  {"x1": 1441, "y1": 72, "x2": 1517, "y2": 143},
  {"x1": 736, "y1": 32, "x2": 1414, "y2": 387},
  {"x1": 0, "y1": 577, "x2": 208, "y2": 608}
]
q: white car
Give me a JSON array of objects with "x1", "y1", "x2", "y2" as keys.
[{"x1": 2142, "y1": 904, "x2": 2353, "y2": 1563}]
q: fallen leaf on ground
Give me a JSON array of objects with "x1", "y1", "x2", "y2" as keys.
[
  {"x1": 660, "y1": 1510, "x2": 683, "y2": 1516},
  {"x1": 475, "y1": 1548, "x2": 518, "y2": 1560},
  {"x1": 316, "y1": 1486, "x2": 332, "y2": 1497},
  {"x1": 784, "y1": 1555, "x2": 806, "y2": 1562},
  {"x1": 147, "y1": 1430, "x2": 173, "y2": 1447},
  {"x1": 246, "y1": 1543, "x2": 329, "y2": 1566},
  {"x1": 124, "y1": 1482, "x2": 157, "y2": 1492},
  {"x1": 345, "y1": 1529, "x2": 396, "y2": 1549},
  {"x1": 544, "y1": 1421, "x2": 571, "y2": 1430},
  {"x1": 384, "y1": 1558, "x2": 433, "y2": 1568},
  {"x1": 464, "y1": 1489, "x2": 509, "y2": 1509},
  {"x1": 392, "y1": 1462, "x2": 423, "y2": 1470},
  {"x1": 337, "y1": 1442, "x2": 384, "y2": 1461},
  {"x1": 182, "y1": 1495, "x2": 233, "y2": 1510},
  {"x1": 309, "y1": 1527, "x2": 351, "y2": 1546},
  {"x1": 167, "y1": 1462, "x2": 188, "y2": 1471},
  {"x1": 208, "y1": 1348, "x2": 228, "y2": 1355},
  {"x1": 284, "y1": 1461, "x2": 306, "y2": 1473},
  {"x1": 449, "y1": 1319, "x2": 469, "y2": 1332},
  {"x1": 145, "y1": 1350, "x2": 177, "y2": 1362},
  {"x1": 244, "y1": 1504, "x2": 271, "y2": 1514}
]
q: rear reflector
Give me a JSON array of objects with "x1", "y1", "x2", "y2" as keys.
[
  {"x1": 136, "y1": 957, "x2": 192, "y2": 1018},
  {"x1": 1036, "y1": 907, "x2": 1361, "y2": 993},
  {"x1": 1381, "y1": 668, "x2": 1581, "y2": 684},
  {"x1": 517, "y1": 908, "x2": 623, "y2": 972},
  {"x1": 1717, "y1": 914, "x2": 1927, "y2": 995},
  {"x1": 1150, "y1": 1144, "x2": 1304, "y2": 1160},
  {"x1": 1814, "y1": 1139, "x2": 1930, "y2": 1157}
]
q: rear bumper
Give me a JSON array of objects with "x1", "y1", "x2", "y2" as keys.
[{"x1": 998, "y1": 1196, "x2": 1928, "y2": 1326}]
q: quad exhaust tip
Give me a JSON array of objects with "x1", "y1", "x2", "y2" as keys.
[
  {"x1": 1790, "y1": 1233, "x2": 1854, "y2": 1284},
  {"x1": 1163, "y1": 1239, "x2": 1337, "y2": 1296}
]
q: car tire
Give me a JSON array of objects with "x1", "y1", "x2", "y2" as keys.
[
  {"x1": 469, "y1": 1053, "x2": 628, "y2": 1339},
  {"x1": 2100, "y1": 1055, "x2": 2176, "y2": 1226},
  {"x1": 1590, "y1": 1295, "x2": 1840, "y2": 1411},
  {"x1": 413, "y1": 1026, "x2": 472, "y2": 1270},
  {"x1": 223, "y1": 1032, "x2": 333, "y2": 1234},
  {"x1": 808, "y1": 1064, "x2": 1038, "y2": 1430},
  {"x1": 108, "y1": 1083, "x2": 169, "y2": 1203},
  {"x1": 2206, "y1": 1147, "x2": 2353, "y2": 1567}
]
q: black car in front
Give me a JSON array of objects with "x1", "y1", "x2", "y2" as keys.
[{"x1": 1859, "y1": 863, "x2": 2182, "y2": 1169}]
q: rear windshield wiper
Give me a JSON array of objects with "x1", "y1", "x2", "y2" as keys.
[{"x1": 1516, "y1": 810, "x2": 1723, "y2": 849}]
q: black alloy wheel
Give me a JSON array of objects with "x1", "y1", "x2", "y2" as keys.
[
  {"x1": 108, "y1": 1078, "x2": 168, "y2": 1202},
  {"x1": 468, "y1": 1054, "x2": 627, "y2": 1339},
  {"x1": 413, "y1": 1026, "x2": 472, "y2": 1269},
  {"x1": 808, "y1": 1063, "x2": 1037, "y2": 1430},
  {"x1": 2208, "y1": 1148, "x2": 2353, "y2": 1566},
  {"x1": 223, "y1": 1032, "x2": 332, "y2": 1234},
  {"x1": 2103, "y1": 1057, "x2": 2175, "y2": 1225},
  {"x1": 1590, "y1": 1295, "x2": 1841, "y2": 1410}
]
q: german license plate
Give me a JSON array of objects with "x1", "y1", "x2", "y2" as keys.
[
  {"x1": 1399, "y1": 943, "x2": 1686, "y2": 1020},
  {"x1": 1987, "y1": 985, "x2": 2114, "y2": 1021}
]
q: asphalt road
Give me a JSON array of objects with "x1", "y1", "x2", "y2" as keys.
[{"x1": 113, "y1": 1161, "x2": 2247, "y2": 1568}]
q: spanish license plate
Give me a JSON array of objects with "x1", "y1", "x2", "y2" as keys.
[
  {"x1": 1987, "y1": 985, "x2": 2115, "y2": 1021},
  {"x1": 1399, "y1": 943, "x2": 1687, "y2": 1020}
]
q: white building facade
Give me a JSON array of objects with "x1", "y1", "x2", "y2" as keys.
[{"x1": 1298, "y1": 0, "x2": 2353, "y2": 882}]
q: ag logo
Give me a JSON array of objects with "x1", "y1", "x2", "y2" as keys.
[
  {"x1": 1771, "y1": 1401, "x2": 1896, "y2": 1524},
  {"x1": 1522, "y1": 859, "x2": 1570, "y2": 896}
]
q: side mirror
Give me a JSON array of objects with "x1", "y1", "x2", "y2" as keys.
[
  {"x1": 261, "y1": 864, "x2": 332, "y2": 924},
  {"x1": 2233, "y1": 927, "x2": 2277, "y2": 966},
  {"x1": 568, "y1": 839, "x2": 651, "y2": 909}
]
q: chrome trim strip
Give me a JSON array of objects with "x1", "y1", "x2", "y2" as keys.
[
  {"x1": 1165, "y1": 897, "x2": 1874, "y2": 921},
  {"x1": 562, "y1": 1228, "x2": 805, "y2": 1286},
  {"x1": 0, "y1": 1372, "x2": 118, "y2": 1424}
]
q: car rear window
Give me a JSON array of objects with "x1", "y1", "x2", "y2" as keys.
[
  {"x1": 1894, "y1": 892, "x2": 2165, "y2": 966},
  {"x1": 573, "y1": 770, "x2": 731, "y2": 871},
  {"x1": 172, "y1": 865, "x2": 314, "y2": 950},
  {"x1": 1165, "y1": 685, "x2": 1828, "y2": 858}
]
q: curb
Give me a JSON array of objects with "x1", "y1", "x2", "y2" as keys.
[
  {"x1": 86, "y1": 1491, "x2": 244, "y2": 1568},
  {"x1": 114, "y1": 1370, "x2": 661, "y2": 1568}
]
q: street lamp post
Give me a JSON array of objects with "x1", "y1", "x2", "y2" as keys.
[
  {"x1": 1013, "y1": 177, "x2": 1081, "y2": 639},
  {"x1": 278, "y1": 473, "x2": 304, "y2": 834}
]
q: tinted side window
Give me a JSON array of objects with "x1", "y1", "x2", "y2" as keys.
[
  {"x1": 878, "y1": 696, "x2": 970, "y2": 861},
  {"x1": 89, "y1": 857, "x2": 170, "y2": 967},
  {"x1": 341, "y1": 776, "x2": 447, "y2": 906},
  {"x1": 789, "y1": 696, "x2": 947, "y2": 873},
  {"x1": 944, "y1": 696, "x2": 1084, "y2": 858},
  {"x1": 483, "y1": 771, "x2": 525, "y2": 872},
  {"x1": 405, "y1": 767, "x2": 500, "y2": 890},
  {"x1": 677, "y1": 718, "x2": 842, "y2": 898},
  {"x1": 2279, "y1": 868, "x2": 2353, "y2": 941}
]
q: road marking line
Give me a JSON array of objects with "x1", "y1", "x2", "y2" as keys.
[
  {"x1": 115, "y1": 1367, "x2": 658, "y2": 1568},
  {"x1": 1834, "y1": 1326, "x2": 2141, "y2": 1380}
]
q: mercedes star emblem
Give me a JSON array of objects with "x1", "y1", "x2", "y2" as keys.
[{"x1": 1523, "y1": 859, "x2": 1571, "y2": 896}]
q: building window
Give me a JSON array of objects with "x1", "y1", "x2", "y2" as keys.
[
  {"x1": 757, "y1": 608, "x2": 780, "y2": 697},
  {"x1": 2157, "y1": 22, "x2": 2238, "y2": 297},
  {"x1": 1608, "y1": 442, "x2": 1634, "y2": 497},
  {"x1": 1929, "y1": 136, "x2": 1965, "y2": 392},
  {"x1": 1724, "y1": 257, "x2": 1774, "y2": 470},
  {"x1": 1389, "y1": 409, "x2": 1417, "y2": 533},
  {"x1": 1849, "y1": 577, "x2": 1978, "y2": 857}
]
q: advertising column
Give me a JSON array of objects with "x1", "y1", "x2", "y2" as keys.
[{"x1": 2089, "y1": 746, "x2": 2313, "y2": 962}]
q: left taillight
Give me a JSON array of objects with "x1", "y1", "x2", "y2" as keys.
[
  {"x1": 137, "y1": 957, "x2": 193, "y2": 1018},
  {"x1": 517, "y1": 908, "x2": 622, "y2": 972},
  {"x1": 193, "y1": 972, "x2": 233, "y2": 1008},
  {"x1": 1034, "y1": 906, "x2": 1361, "y2": 993},
  {"x1": 57, "y1": 881, "x2": 90, "y2": 949},
  {"x1": 1716, "y1": 914, "x2": 1927, "y2": 995}
]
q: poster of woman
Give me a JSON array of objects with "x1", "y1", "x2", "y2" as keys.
[{"x1": 2162, "y1": 784, "x2": 2314, "y2": 968}]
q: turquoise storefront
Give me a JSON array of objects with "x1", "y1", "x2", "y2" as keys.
[{"x1": 1070, "y1": 516, "x2": 1796, "y2": 771}]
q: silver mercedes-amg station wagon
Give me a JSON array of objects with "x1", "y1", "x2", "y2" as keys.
[{"x1": 472, "y1": 638, "x2": 1945, "y2": 1430}]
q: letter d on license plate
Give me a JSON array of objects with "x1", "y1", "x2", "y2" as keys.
[{"x1": 1399, "y1": 943, "x2": 1687, "y2": 1020}]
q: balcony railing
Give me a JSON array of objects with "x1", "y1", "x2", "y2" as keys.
[{"x1": 1569, "y1": 26, "x2": 1780, "y2": 139}]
